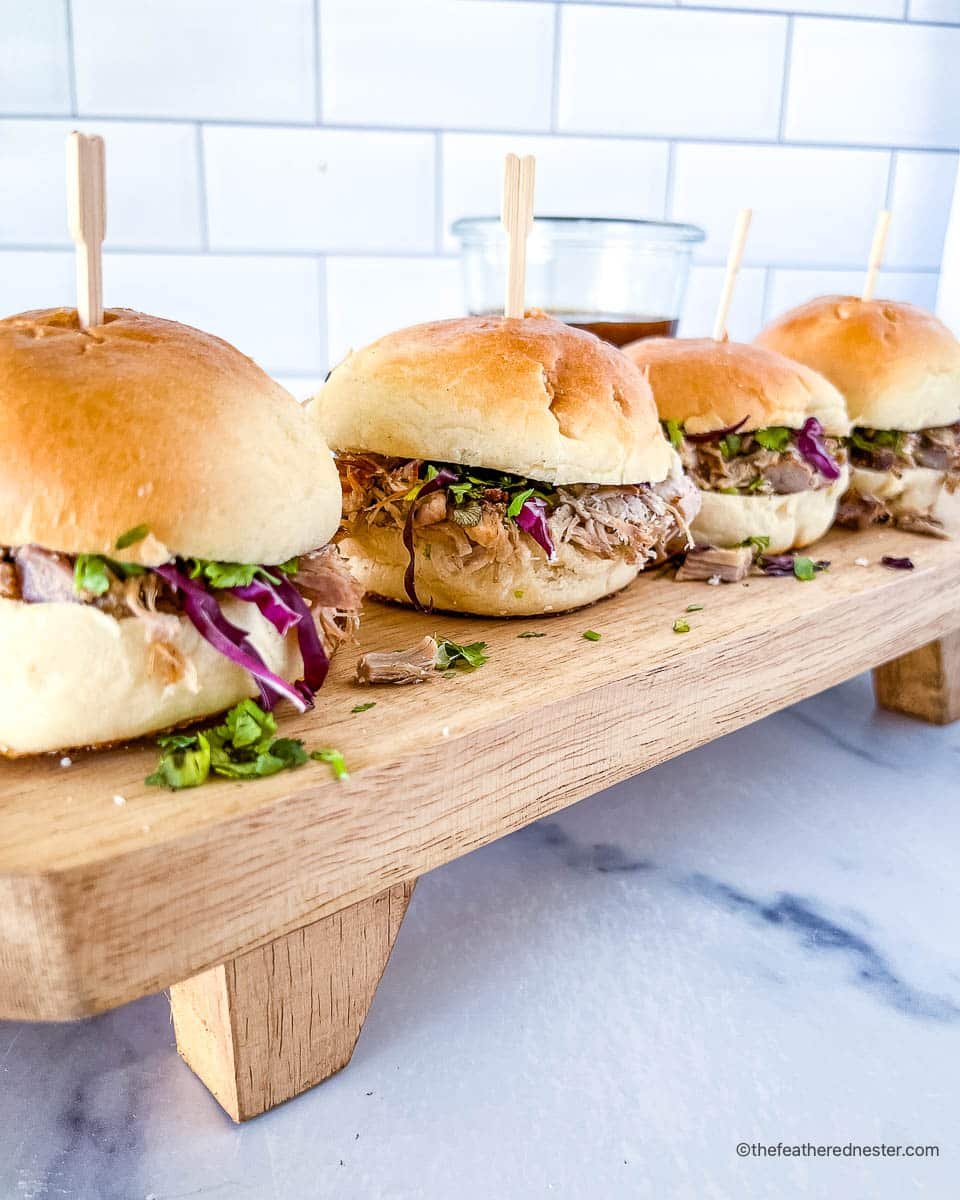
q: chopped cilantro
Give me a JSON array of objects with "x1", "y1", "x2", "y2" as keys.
[
  {"x1": 517, "y1": 631, "x2": 546, "y2": 638},
  {"x1": 506, "y1": 487, "x2": 536, "y2": 518},
  {"x1": 754, "y1": 426, "x2": 792, "y2": 452},
  {"x1": 664, "y1": 418, "x2": 684, "y2": 449},
  {"x1": 145, "y1": 698, "x2": 308, "y2": 789},
  {"x1": 741, "y1": 535, "x2": 771, "y2": 554},
  {"x1": 793, "y1": 556, "x2": 818, "y2": 581},
  {"x1": 74, "y1": 553, "x2": 145, "y2": 596},
  {"x1": 351, "y1": 702, "x2": 377, "y2": 714},
  {"x1": 719, "y1": 433, "x2": 742, "y2": 459},
  {"x1": 311, "y1": 748, "x2": 350, "y2": 781},
  {"x1": 685, "y1": 604, "x2": 704, "y2": 613},
  {"x1": 673, "y1": 618, "x2": 690, "y2": 634},
  {"x1": 186, "y1": 560, "x2": 280, "y2": 589},
  {"x1": 435, "y1": 638, "x2": 489, "y2": 670},
  {"x1": 582, "y1": 630, "x2": 601, "y2": 642},
  {"x1": 115, "y1": 524, "x2": 149, "y2": 550},
  {"x1": 747, "y1": 476, "x2": 766, "y2": 493}
]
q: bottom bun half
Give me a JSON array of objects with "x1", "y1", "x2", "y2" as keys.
[
  {"x1": 849, "y1": 466, "x2": 960, "y2": 535},
  {"x1": 0, "y1": 598, "x2": 306, "y2": 756},
  {"x1": 691, "y1": 468, "x2": 849, "y2": 554},
  {"x1": 338, "y1": 524, "x2": 642, "y2": 617}
]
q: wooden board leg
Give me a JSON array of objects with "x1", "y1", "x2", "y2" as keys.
[
  {"x1": 873, "y1": 631, "x2": 960, "y2": 725},
  {"x1": 169, "y1": 880, "x2": 415, "y2": 1121}
]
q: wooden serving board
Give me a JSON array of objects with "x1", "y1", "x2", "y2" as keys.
[{"x1": 1, "y1": 526, "x2": 959, "y2": 1118}]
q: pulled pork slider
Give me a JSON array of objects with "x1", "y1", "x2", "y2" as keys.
[
  {"x1": 0, "y1": 308, "x2": 362, "y2": 756},
  {"x1": 312, "y1": 314, "x2": 699, "y2": 616},
  {"x1": 756, "y1": 297, "x2": 960, "y2": 537},
  {"x1": 624, "y1": 338, "x2": 850, "y2": 554}
]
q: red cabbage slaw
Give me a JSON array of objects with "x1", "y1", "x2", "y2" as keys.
[
  {"x1": 154, "y1": 563, "x2": 324, "y2": 713},
  {"x1": 401, "y1": 466, "x2": 558, "y2": 609},
  {"x1": 796, "y1": 417, "x2": 842, "y2": 481}
]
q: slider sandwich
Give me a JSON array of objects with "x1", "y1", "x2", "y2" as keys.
[
  {"x1": 0, "y1": 308, "x2": 361, "y2": 756},
  {"x1": 756, "y1": 297, "x2": 960, "y2": 537},
  {"x1": 624, "y1": 338, "x2": 850, "y2": 553},
  {"x1": 312, "y1": 314, "x2": 700, "y2": 616}
]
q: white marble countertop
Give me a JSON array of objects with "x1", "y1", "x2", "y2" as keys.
[{"x1": 2, "y1": 672, "x2": 958, "y2": 1200}]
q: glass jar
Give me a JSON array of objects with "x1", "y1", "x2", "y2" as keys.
[{"x1": 451, "y1": 216, "x2": 705, "y2": 347}]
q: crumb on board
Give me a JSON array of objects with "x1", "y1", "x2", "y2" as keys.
[
  {"x1": 707, "y1": 575, "x2": 721, "y2": 586},
  {"x1": 112, "y1": 794, "x2": 126, "y2": 807},
  {"x1": 855, "y1": 557, "x2": 869, "y2": 567},
  {"x1": 59, "y1": 756, "x2": 72, "y2": 768}
]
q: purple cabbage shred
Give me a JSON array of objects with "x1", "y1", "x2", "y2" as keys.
[
  {"x1": 881, "y1": 555, "x2": 915, "y2": 570},
  {"x1": 795, "y1": 417, "x2": 841, "y2": 481},
  {"x1": 515, "y1": 497, "x2": 557, "y2": 562}
]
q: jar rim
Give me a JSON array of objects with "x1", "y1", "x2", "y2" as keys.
[{"x1": 451, "y1": 215, "x2": 706, "y2": 245}]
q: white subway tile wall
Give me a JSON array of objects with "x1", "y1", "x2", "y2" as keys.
[{"x1": 0, "y1": 0, "x2": 956, "y2": 384}]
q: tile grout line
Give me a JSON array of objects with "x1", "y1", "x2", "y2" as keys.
[
  {"x1": 777, "y1": 15, "x2": 794, "y2": 142},
  {"x1": 434, "y1": 132, "x2": 445, "y2": 252},
  {"x1": 63, "y1": 0, "x2": 79, "y2": 117},
  {"x1": 549, "y1": 3, "x2": 563, "y2": 133},
  {"x1": 195, "y1": 125, "x2": 211, "y2": 251},
  {"x1": 0, "y1": 242, "x2": 942, "y2": 274},
  {"x1": 664, "y1": 142, "x2": 677, "y2": 220},
  {"x1": 2, "y1": 112, "x2": 955, "y2": 157},
  {"x1": 313, "y1": 0, "x2": 323, "y2": 124}
]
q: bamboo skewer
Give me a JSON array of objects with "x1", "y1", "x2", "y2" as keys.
[
  {"x1": 712, "y1": 208, "x2": 752, "y2": 342},
  {"x1": 861, "y1": 209, "x2": 891, "y2": 302},
  {"x1": 501, "y1": 153, "x2": 536, "y2": 319},
  {"x1": 66, "y1": 131, "x2": 106, "y2": 328}
]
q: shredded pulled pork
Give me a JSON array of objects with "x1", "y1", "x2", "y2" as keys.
[
  {"x1": 0, "y1": 543, "x2": 363, "y2": 683},
  {"x1": 849, "y1": 423, "x2": 960, "y2": 474},
  {"x1": 337, "y1": 453, "x2": 698, "y2": 577},
  {"x1": 679, "y1": 434, "x2": 847, "y2": 496},
  {"x1": 676, "y1": 545, "x2": 753, "y2": 583},
  {"x1": 356, "y1": 635, "x2": 439, "y2": 685}
]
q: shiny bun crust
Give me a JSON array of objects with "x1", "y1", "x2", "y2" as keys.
[
  {"x1": 849, "y1": 465, "x2": 960, "y2": 535},
  {"x1": 690, "y1": 468, "x2": 849, "y2": 554},
  {"x1": 755, "y1": 296, "x2": 960, "y2": 430},
  {"x1": 313, "y1": 314, "x2": 675, "y2": 486},
  {"x1": 338, "y1": 524, "x2": 642, "y2": 616},
  {"x1": 0, "y1": 308, "x2": 341, "y2": 565},
  {"x1": 0, "y1": 597, "x2": 308, "y2": 756},
  {"x1": 624, "y1": 337, "x2": 850, "y2": 437}
]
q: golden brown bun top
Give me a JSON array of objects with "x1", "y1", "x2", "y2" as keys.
[
  {"x1": 624, "y1": 336, "x2": 850, "y2": 436},
  {"x1": 0, "y1": 308, "x2": 341, "y2": 564},
  {"x1": 313, "y1": 313, "x2": 676, "y2": 485},
  {"x1": 755, "y1": 296, "x2": 960, "y2": 430}
]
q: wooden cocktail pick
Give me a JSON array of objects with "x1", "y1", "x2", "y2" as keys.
[
  {"x1": 501, "y1": 153, "x2": 536, "y2": 320},
  {"x1": 712, "y1": 207, "x2": 752, "y2": 342},
  {"x1": 66, "y1": 131, "x2": 106, "y2": 328},
  {"x1": 861, "y1": 209, "x2": 891, "y2": 302}
]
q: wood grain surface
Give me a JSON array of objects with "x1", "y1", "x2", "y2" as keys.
[
  {"x1": 1, "y1": 526, "x2": 958, "y2": 1020},
  {"x1": 170, "y1": 881, "x2": 414, "y2": 1121}
]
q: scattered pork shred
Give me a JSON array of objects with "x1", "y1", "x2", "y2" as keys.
[
  {"x1": 676, "y1": 545, "x2": 753, "y2": 583},
  {"x1": 356, "y1": 635, "x2": 439, "y2": 685}
]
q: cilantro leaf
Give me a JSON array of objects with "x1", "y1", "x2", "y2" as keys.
[
  {"x1": 351, "y1": 702, "x2": 376, "y2": 713},
  {"x1": 664, "y1": 419, "x2": 684, "y2": 449},
  {"x1": 311, "y1": 748, "x2": 350, "y2": 781},
  {"x1": 719, "y1": 433, "x2": 742, "y2": 459},
  {"x1": 582, "y1": 630, "x2": 601, "y2": 642},
  {"x1": 115, "y1": 524, "x2": 150, "y2": 550},
  {"x1": 673, "y1": 618, "x2": 690, "y2": 634},
  {"x1": 741, "y1": 535, "x2": 771, "y2": 554},
  {"x1": 435, "y1": 638, "x2": 489, "y2": 670},
  {"x1": 506, "y1": 487, "x2": 536, "y2": 518},
  {"x1": 793, "y1": 556, "x2": 817, "y2": 581},
  {"x1": 74, "y1": 555, "x2": 112, "y2": 596},
  {"x1": 517, "y1": 631, "x2": 546, "y2": 638},
  {"x1": 754, "y1": 427, "x2": 792, "y2": 452},
  {"x1": 145, "y1": 732, "x2": 211, "y2": 790}
]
